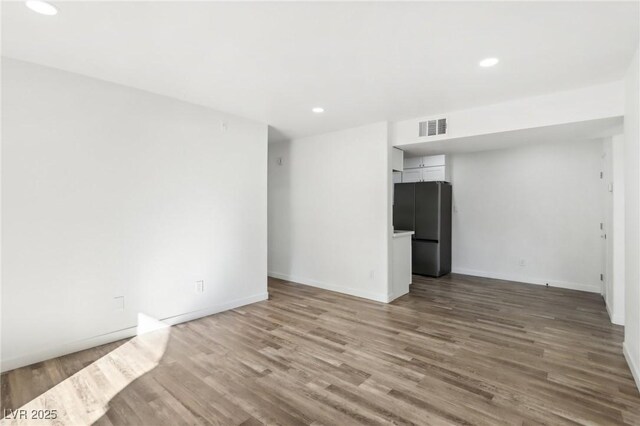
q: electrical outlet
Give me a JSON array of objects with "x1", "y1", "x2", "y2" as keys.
[
  {"x1": 113, "y1": 296, "x2": 124, "y2": 311},
  {"x1": 195, "y1": 280, "x2": 204, "y2": 293},
  {"x1": 369, "y1": 270, "x2": 375, "y2": 280},
  {"x1": 221, "y1": 121, "x2": 228, "y2": 132},
  {"x1": 519, "y1": 259, "x2": 526, "y2": 267}
]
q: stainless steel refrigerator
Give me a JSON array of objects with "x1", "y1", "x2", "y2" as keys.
[{"x1": 393, "y1": 181, "x2": 452, "y2": 277}]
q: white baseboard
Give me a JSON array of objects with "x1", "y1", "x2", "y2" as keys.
[
  {"x1": 387, "y1": 288, "x2": 409, "y2": 303},
  {"x1": 0, "y1": 292, "x2": 268, "y2": 373},
  {"x1": 605, "y1": 299, "x2": 625, "y2": 325},
  {"x1": 268, "y1": 271, "x2": 389, "y2": 303},
  {"x1": 612, "y1": 314, "x2": 625, "y2": 326},
  {"x1": 1, "y1": 327, "x2": 141, "y2": 374},
  {"x1": 624, "y1": 342, "x2": 640, "y2": 392},
  {"x1": 160, "y1": 292, "x2": 268, "y2": 327},
  {"x1": 451, "y1": 267, "x2": 602, "y2": 294}
]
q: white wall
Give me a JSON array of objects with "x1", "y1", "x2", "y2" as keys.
[
  {"x1": 268, "y1": 123, "x2": 391, "y2": 302},
  {"x1": 392, "y1": 81, "x2": 624, "y2": 147},
  {"x1": 1, "y1": 59, "x2": 268, "y2": 371},
  {"x1": 604, "y1": 135, "x2": 625, "y2": 325},
  {"x1": 624, "y1": 45, "x2": 640, "y2": 390},
  {"x1": 449, "y1": 139, "x2": 604, "y2": 293}
]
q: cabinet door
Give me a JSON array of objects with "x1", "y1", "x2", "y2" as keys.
[
  {"x1": 422, "y1": 166, "x2": 445, "y2": 182},
  {"x1": 423, "y1": 155, "x2": 446, "y2": 167},
  {"x1": 402, "y1": 169, "x2": 422, "y2": 183},
  {"x1": 403, "y1": 157, "x2": 423, "y2": 169}
]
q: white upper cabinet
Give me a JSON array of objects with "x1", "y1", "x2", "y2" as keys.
[
  {"x1": 404, "y1": 157, "x2": 423, "y2": 169},
  {"x1": 421, "y1": 166, "x2": 446, "y2": 182},
  {"x1": 402, "y1": 167, "x2": 446, "y2": 183},
  {"x1": 422, "y1": 154, "x2": 445, "y2": 167},
  {"x1": 401, "y1": 155, "x2": 449, "y2": 183},
  {"x1": 392, "y1": 148, "x2": 404, "y2": 171},
  {"x1": 401, "y1": 169, "x2": 422, "y2": 183},
  {"x1": 403, "y1": 154, "x2": 445, "y2": 169}
]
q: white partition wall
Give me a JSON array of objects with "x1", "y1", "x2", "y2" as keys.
[{"x1": 268, "y1": 123, "x2": 391, "y2": 302}]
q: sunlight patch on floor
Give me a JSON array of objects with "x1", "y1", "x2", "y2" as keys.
[{"x1": 1, "y1": 314, "x2": 170, "y2": 426}]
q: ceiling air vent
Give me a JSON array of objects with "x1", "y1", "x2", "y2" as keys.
[
  {"x1": 418, "y1": 121, "x2": 428, "y2": 137},
  {"x1": 418, "y1": 118, "x2": 447, "y2": 137}
]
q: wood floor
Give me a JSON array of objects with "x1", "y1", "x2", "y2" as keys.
[{"x1": 2, "y1": 274, "x2": 640, "y2": 425}]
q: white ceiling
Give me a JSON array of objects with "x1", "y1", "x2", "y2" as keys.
[
  {"x1": 3, "y1": 2, "x2": 638, "y2": 142},
  {"x1": 399, "y1": 117, "x2": 624, "y2": 157}
]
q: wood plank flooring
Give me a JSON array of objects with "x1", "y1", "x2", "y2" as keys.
[{"x1": 2, "y1": 274, "x2": 640, "y2": 425}]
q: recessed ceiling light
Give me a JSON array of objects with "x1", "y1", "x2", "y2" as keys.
[
  {"x1": 25, "y1": 0, "x2": 58, "y2": 16},
  {"x1": 312, "y1": 107, "x2": 324, "y2": 113},
  {"x1": 479, "y1": 57, "x2": 499, "y2": 67}
]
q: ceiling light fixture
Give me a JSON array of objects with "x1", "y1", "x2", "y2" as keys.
[
  {"x1": 479, "y1": 57, "x2": 499, "y2": 67},
  {"x1": 312, "y1": 107, "x2": 324, "y2": 113},
  {"x1": 25, "y1": 0, "x2": 58, "y2": 16}
]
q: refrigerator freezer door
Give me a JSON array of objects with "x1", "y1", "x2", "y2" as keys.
[
  {"x1": 412, "y1": 240, "x2": 440, "y2": 276},
  {"x1": 414, "y1": 182, "x2": 440, "y2": 241},
  {"x1": 393, "y1": 183, "x2": 415, "y2": 232}
]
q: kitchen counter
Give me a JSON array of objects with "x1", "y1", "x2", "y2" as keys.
[
  {"x1": 389, "y1": 230, "x2": 414, "y2": 302},
  {"x1": 393, "y1": 230, "x2": 415, "y2": 239}
]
